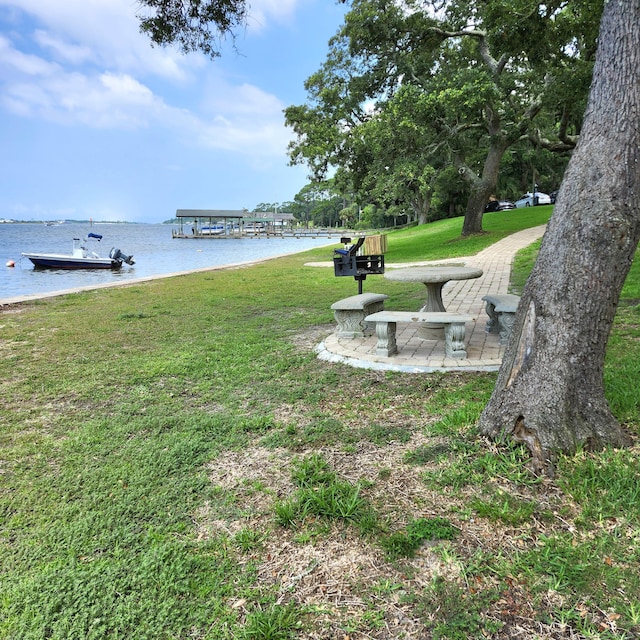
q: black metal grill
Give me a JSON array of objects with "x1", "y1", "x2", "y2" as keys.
[{"x1": 333, "y1": 236, "x2": 385, "y2": 294}]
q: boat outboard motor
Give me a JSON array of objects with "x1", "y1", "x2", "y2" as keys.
[{"x1": 109, "y1": 247, "x2": 135, "y2": 265}]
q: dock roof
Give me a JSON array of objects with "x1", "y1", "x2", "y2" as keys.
[{"x1": 176, "y1": 209, "x2": 246, "y2": 219}]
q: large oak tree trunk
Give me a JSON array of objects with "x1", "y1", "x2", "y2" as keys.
[
  {"x1": 461, "y1": 113, "x2": 509, "y2": 236},
  {"x1": 478, "y1": 0, "x2": 640, "y2": 474},
  {"x1": 461, "y1": 184, "x2": 490, "y2": 236}
]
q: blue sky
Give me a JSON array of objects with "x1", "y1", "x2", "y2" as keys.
[{"x1": 0, "y1": 0, "x2": 347, "y2": 223}]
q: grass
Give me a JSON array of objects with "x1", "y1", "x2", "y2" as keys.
[
  {"x1": 384, "y1": 206, "x2": 552, "y2": 262},
  {"x1": 1, "y1": 206, "x2": 639, "y2": 639},
  {"x1": 274, "y1": 454, "x2": 376, "y2": 532},
  {"x1": 380, "y1": 517, "x2": 458, "y2": 560}
]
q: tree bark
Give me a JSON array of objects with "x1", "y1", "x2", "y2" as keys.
[
  {"x1": 461, "y1": 136, "x2": 508, "y2": 236},
  {"x1": 479, "y1": 0, "x2": 640, "y2": 474},
  {"x1": 412, "y1": 191, "x2": 432, "y2": 225},
  {"x1": 461, "y1": 182, "x2": 490, "y2": 235},
  {"x1": 461, "y1": 99, "x2": 513, "y2": 235}
]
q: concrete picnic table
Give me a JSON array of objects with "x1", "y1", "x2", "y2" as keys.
[
  {"x1": 384, "y1": 265, "x2": 483, "y2": 337},
  {"x1": 384, "y1": 265, "x2": 483, "y2": 312}
]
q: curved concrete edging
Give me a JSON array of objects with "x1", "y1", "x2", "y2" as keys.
[{"x1": 315, "y1": 341, "x2": 501, "y2": 373}]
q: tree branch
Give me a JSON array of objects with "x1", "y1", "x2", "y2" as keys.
[
  {"x1": 428, "y1": 26, "x2": 507, "y2": 75},
  {"x1": 526, "y1": 130, "x2": 576, "y2": 152}
]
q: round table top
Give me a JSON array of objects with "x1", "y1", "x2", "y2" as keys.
[{"x1": 384, "y1": 265, "x2": 483, "y2": 283}]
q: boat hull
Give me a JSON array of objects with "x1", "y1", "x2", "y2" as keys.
[{"x1": 22, "y1": 253, "x2": 122, "y2": 270}]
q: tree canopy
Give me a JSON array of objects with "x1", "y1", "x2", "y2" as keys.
[
  {"x1": 135, "y1": 0, "x2": 248, "y2": 58},
  {"x1": 286, "y1": 0, "x2": 601, "y2": 233}
]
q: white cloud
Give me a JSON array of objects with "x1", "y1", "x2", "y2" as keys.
[
  {"x1": 201, "y1": 79, "x2": 283, "y2": 117},
  {"x1": 1, "y1": 28, "x2": 177, "y2": 128},
  {"x1": 1, "y1": 0, "x2": 306, "y2": 75},
  {"x1": 1, "y1": 37, "x2": 290, "y2": 154},
  {"x1": 33, "y1": 29, "x2": 93, "y2": 65},
  {"x1": 0, "y1": 0, "x2": 303, "y2": 157},
  {"x1": 0, "y1": 34, "x2": 60, "y2": 76},
  {"x1": 0, "y1": 0, "x2": 197, "y2": 80},
  {"x1": 246, "y1": 0, "x2": 300, "y2": 29},
  {"x1": 192, "y1": 74, "x2": 293, "y2": 155}
]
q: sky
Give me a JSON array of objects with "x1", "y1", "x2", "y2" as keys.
[{"x1": 0, "y1": 0, "x2": 348, "y2": 223}]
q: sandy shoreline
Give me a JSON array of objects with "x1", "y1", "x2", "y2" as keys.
[{"x1": 1, "y1": 244, "x2": 335, "y2": 307}]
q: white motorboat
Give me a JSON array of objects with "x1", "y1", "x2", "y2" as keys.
[{"x1": 22, "y1": 233, "x2": 135, "y2": 270}]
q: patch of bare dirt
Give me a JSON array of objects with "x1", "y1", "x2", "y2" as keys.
[
  {"x1": 193, "y1": 423, "x2": 618, "y2": 638},
  {"x1": 193, "y1": 438, "x2": 518, "y2": 638},
  {"x1": 0, "y1": 303, "x2": 28, "y2": 314},
  {"x1": 289, "y1": 324, "x2": 334, "y2": 351}
]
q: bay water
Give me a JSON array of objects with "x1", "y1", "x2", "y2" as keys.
[{"x1": 1, "y1": 222, "x2": 336, "y2": 302}]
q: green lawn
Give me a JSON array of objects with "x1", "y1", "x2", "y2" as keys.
[
  {"x1": 1, "y1": 208, "x2": 639, "y2": 639},
  {"x1": 383, "y1": 206, "x2": 552, "y2": 262}
]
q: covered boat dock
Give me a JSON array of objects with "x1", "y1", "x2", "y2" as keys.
[
  {"x1": 171, "y1": 209, "x2": 344, "y2": 239},
  {"x1": 172, "y1": 209, "x2": 247, "y2": 238}
]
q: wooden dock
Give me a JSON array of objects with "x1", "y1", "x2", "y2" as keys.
[{"x1": 171, "y1": 228, "x2": 353, "y2": 239}]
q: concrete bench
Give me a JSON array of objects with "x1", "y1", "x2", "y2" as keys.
[
  {"x1": 331, "y1": 293, "x2": 388, "y2": 338},
  {"x1": 482, "y1": 294, "x2": 520, "y2": 345},
  {"x1": 365, "y1": 311, "x2": 473, "y2": 359}
]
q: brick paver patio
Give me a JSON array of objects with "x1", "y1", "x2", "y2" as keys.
[{"x1": 316, "y1": 225, "x2": 546, "y2": 373}]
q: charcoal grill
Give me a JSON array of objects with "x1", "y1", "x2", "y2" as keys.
[{"x1": 333, "y1": 236, "x2": 385, "y2": 294}]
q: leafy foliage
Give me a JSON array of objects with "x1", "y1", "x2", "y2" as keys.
[
  {"x1": 136, "y1": 0, "x2": 248, "y2": 58},
  {"x1": 286, "y1": 0, "x2": 599, "y2": 231}
]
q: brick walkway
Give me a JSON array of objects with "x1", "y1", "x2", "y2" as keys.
[{"x1": 316, "y1": 225, "x2": 546, "y2": 373}]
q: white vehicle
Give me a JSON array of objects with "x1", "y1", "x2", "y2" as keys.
[{"x1": 515, "y1": 192, "x2": 552, "y2": 208}]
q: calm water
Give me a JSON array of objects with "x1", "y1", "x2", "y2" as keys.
[{"x1": 1, "y1": 223, "x2": 335, "y2": 302}]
